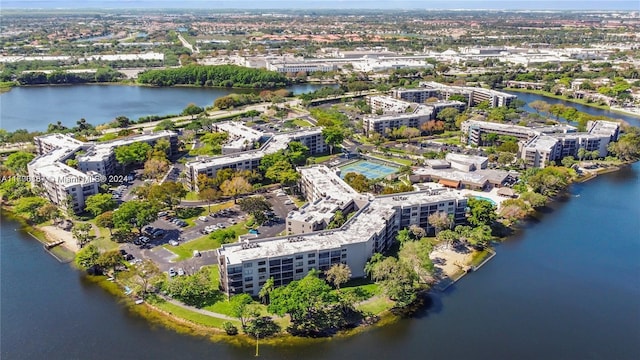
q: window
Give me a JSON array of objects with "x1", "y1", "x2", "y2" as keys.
[
  {"x1": 258, "y1": 268, "x2": 266, "y2": 273},
  {"x1": 244, "y1": 276, "x2": 253, "y2": 282},
  {"x1": 258, "y1": 261, "x2": 266, "y2": 266},
  {"x1": 308, "y1": 253, "x2": 316, "y2": 258},
  {"x1": 319, "y1": 252, "x2": 329, "y2": 259},
  {"x1": 308, "y1": 259, "x2": 316, "y2": 265},
  {"x1": 295, "y1": 268, "x2": 303, "y2": 273},
  {"x1": 243, "y1": 263, "x2": 252, "y2": 268}
]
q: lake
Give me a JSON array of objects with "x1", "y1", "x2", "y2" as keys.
[
  {"x1": 2, "y1": 163, "x2": 638, "y2": 359},
  {"x1": 1, "y1": 87, "x2": 639, "y2": 359},
  {"x1": 0, "y1": 83, "x2": 333, "y2": 132}
]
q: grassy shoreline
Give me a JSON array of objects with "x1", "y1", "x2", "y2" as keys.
[{"x1": 503, "y1": 87, "x2": 640, "y2": 119}]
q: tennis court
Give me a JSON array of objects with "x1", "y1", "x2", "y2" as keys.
[{"x1": 339, "y1": 160, "x2": 399, "y2": 179}]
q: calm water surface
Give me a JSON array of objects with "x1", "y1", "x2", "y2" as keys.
[
  {"x1": 0, "y1": 83, "x2": 333, "y2": 132},
  {"x1": 1, "y1": 88, "x2": 639, "y2": 359},
  {"x1": 2, "y1": 162, "x2": 638, "y2": 359}
]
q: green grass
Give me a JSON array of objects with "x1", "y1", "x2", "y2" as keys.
[
  {"x1": 150, "y1": 297, "x2": 240, "y2": 328},
  {"x1": 505, "y1": 88, "x2": 611, "y2": 110},
  {"x1": 184, "y1": 191, "x2": 199, "y2": 201},
  {"x1": 470, "y1": 249, "x2": 492, "y2": 267},
  {"x1": 356, "y1": 296, "x2": 394, "y2": 315},
  {"x1": 91, "y1": 231, "x2": 119, "y2": 251},
  {"x1": 309, "y1": 154, "x2": 338, "y2": 163},
  {"x1": 292, "y1": 118, "x2": 313, "y2": 127},
  {"x1": 165, "y1": 222, "x2": 248, "y2": 261},
  {"x1": 371, "y1": 155, "x2": 413, "y2": 166}
]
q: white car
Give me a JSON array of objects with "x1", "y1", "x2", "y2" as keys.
[
  {"x1": 168, "y1": 240, "x2": 179, "y2": 246},
  {"x1": 284, "y1": 200, "x2": 294, "y2": 205},
  {"x1": 198, "y1": 216, "x2": 208, "y2": 222},
  {"x1": 177, "y1": 268, "x2": 185, "y2": 276}
]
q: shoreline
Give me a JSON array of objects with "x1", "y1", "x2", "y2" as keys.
[
  {"x1": 1, "y1": 160, "x2": 634, "y2": 345},
  {"x1": 504, "y1": 87, "x2": 640, "y2": 119}
]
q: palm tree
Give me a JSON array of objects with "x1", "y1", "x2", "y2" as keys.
[{"x1": 258, "y1": 277, "x2": 274, "y2": 305}]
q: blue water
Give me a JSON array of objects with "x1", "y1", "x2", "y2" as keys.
[
  {"x1": 473, "y1": 195, "x2": 497, "y2": 205},
  {"x1": 0, "y1": 83, "x2": 334, "y2": 132}
]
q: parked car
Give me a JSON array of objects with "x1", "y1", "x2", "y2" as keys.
[
  {"x1": 158, "y1": 211, "x2": 168, "y2": 217},
  {"x1": 168, "y1": 268, "x2": 177, "y2": 277},
  {"x1": 248, "y1": 229, "x2": 259, "y2": 235},
  {"x1": 133, "y1": 239, "x2": 142, "y2": 245},
  {"x1": 193, "y1": 250, "x2": 201, "y2": 257},
  {"x1": 177, "y1": 268, "x2": 185, "y2": 276},
  {"x1": 198, "y1": 216, "x2": 208, "y2": 222},
  {"x1": 168, "y1": 240, "x2": 179, "y2": 246},
  {"x1": 125, "y1": 254, "x2": 134, "y2": 261},
  {"x1": 119, "y1": 249, "x2": 127, "y2": 256},
  {"x1": 152, "y1": 229, "x2": 165, "y2": 238}
]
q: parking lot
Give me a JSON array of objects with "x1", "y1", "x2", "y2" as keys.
[{"x1": 117, "y1": 189, "x2": 299, "y2": 274}]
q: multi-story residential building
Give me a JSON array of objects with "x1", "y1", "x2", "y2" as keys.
[
  {"x1": 28, "y1": 131, "x2": 178, "y2": 213},
  {"x1": 363, "y1": 96, "x2": 466, "y2": 136},
  {"x1": 461, "y1": 120, "x2": 620, "y2": 168},
  {"x1": 416, "y1": 81, "x2": 517, "y2": 108},
  {"x1": 28, "y1": 136, "x2": 99, "y2": 213},
  {"x1": 217, "y1": 165, "x2": 468, "y2": 296},
  {"x1": 213, "y1": 122, "x2": 265, "y2": 154},
  {"x1": 460, "y1": 120, "x2": 577, "y2": 146},
  {"x1": 363, "y1": 106, "x2": 433, "y2": 136},
  {"x1": 187, "y1": 128, "x2": 327, "y2": 191},
  {"x1": 77, "y1": 131, "x2": 178, "y2": 176}
]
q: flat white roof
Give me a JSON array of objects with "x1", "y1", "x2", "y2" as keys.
[
  {"x1": 78, "y1": 131, "x2": 176, "y2": 163},
  {"x1": 188, "y1": 128, "x2": 323, "y2": 172},
  {"x1": 36, "y1": 133, "x2": 85, "y2": 149},
  {"x1": 220, "y1": 186, "x2": 466, "y2": 265}
]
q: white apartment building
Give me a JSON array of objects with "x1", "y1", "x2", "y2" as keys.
[
  {"x1": 363, "y1": 95, "x2": 465, "y2": 136},
  {"x1": 213, "y1": 122, "x2": 265, "y2": 154},
  {"x1": 28, "y1": 136, "x2": 100, "y2": 213},
  {"x1": 266, "y1": 60, "x2": 336, "y2": 73},
  {"x1": 77, "y1": 130, "x2": 178, "y2": 176},
  {"x1": 28, "y1": 131, "x2": 178, "y2": 213},
  {"x1": 217, "y1": 165, "x2": 468, "y2": 296},
  {"x1": 187, "y1": 128, "x2": 327, "y2": 191},
  {"x1": 417, "y1": 81, "x2": 517, "y2": 108},
  {"x1": 460, "y1": 120, "x2": 620, "y2": 168}
]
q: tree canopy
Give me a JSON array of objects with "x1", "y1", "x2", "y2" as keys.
[{"x1": 137, "y1": 64, "x2": 290, "y2": 88}]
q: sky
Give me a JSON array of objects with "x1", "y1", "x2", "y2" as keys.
[{"x1": 3, "y1": 0, "x2": 639, "y2": 10}]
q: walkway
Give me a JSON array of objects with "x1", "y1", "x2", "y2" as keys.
[{"x1": 160, "y1": 296, "x2": 236, "y2": 321}]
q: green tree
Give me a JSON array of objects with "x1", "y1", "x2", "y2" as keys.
[
  {"x1": 113, "y1": 200, "x2": 158, "y2": 233},
  {"x1": 14, "y1": 196, "x2": 47, "y2": 222},
  {"x1": 325, "y1": 263, "x2": 351, "y2": 291},
  {"x1": 466, "y1": 197, "x2": 497, "y2": 227},
  {"x1": 230, "y1": 293, "x2": 255, "y2": 327},
  {"x1": 114, "y1": 142, "x2": 152, "y2": 170},
  {"x1": 84, "y1": 193, "x2": 117, "y2": 216},
  {"x1": 37, "y1": 203, "x2": 61, "y2": 222},
  {"x1": 529, "y1": 100, "x2": 550, "y2": 114},
  {"x1": 95, "y1": 211, "x2": 115, "y2": 235},
  {"x1": 72, "y1": 222, "x2": 93, "y2": 249},
  {"x1": 268, "y1": 271, "x2": 338, "y2": 334},
  {"x1": 114, "y1": 115, "x2": 131, "y2": 128},
  {"x1": 368, "y1": 257, "x2": 420, "y2": 308},
  {"x1": 436, "y1": 108, "x2": 460, "y2": 130},
  {"x1": 322, "y1": 126, "x2": 346, "y2": 154},
  {"x1": 258, "y1": 277, "x2": 275, "y2": 305},
  {"x1": 327, "y1": 210, "x2": 346, "y2": 229},
  {"x1": 181, "y1": 103, "x2": 205, "y2": 119},
  {"x1": 198, "y1": 187, "x2": 220, "y2": 212},
  {"x1": 238, "y1": 196, "x2": 272, "y2": 225},
  {"x1": 97, "y1": 250, "x2": 123, "y2": 276},
  {"x1": 127, "y1": 259, "x2": 164, "y2": 297},
  {"x1": 4, "y1": 151, "x2": 35, "y2": 175},
  {"x1": 265, "y1": 160, "x2": 300, "y2": 188},
  {"x1": 399, "y1": 239, "x2": 434, "y2": 282},
  {"x1": 0, "y1": 177, "x2": 32, "y2": 201},
  {"x1": 148, "y1": 181, "x2": 186, "y2": 210},
  {"x1": 75, "y1": 244, "x2": 100, "y2": 270}
]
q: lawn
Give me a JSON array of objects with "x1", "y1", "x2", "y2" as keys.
[
  {"x1": 370, "y1": 155, "x2": 413, "y2": 166},
  {"x1": 165, "y1": 222, "x2": 248, "y2": 261},
  {"x1": 149, "y1": 297, "x2": 240, "y2": 328},
  {"x1": 292, "y1": 118, "x2": 313, "y2": 127},
  {"x1": 357, "y1": 296, "x2": 394, "y2": 315},
  {"x1": 308, "y1": 154, "x2": 338, "y2": 163}
]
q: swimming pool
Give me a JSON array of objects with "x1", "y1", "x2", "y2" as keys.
[
  {"x1": 473, "y1": 196, "x2": 497, "y2": 205},
  {"x1": 339, "y1": 160, "x2": 399, "y2": 180}
]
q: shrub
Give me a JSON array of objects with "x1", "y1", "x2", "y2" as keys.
[{"x1": 223, "y1": 322, "x2": 238, "y2": 335}]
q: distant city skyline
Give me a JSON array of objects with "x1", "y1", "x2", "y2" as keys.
[{"x1": 3, "y1": 0, "x2": 639, "y2": 11}]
